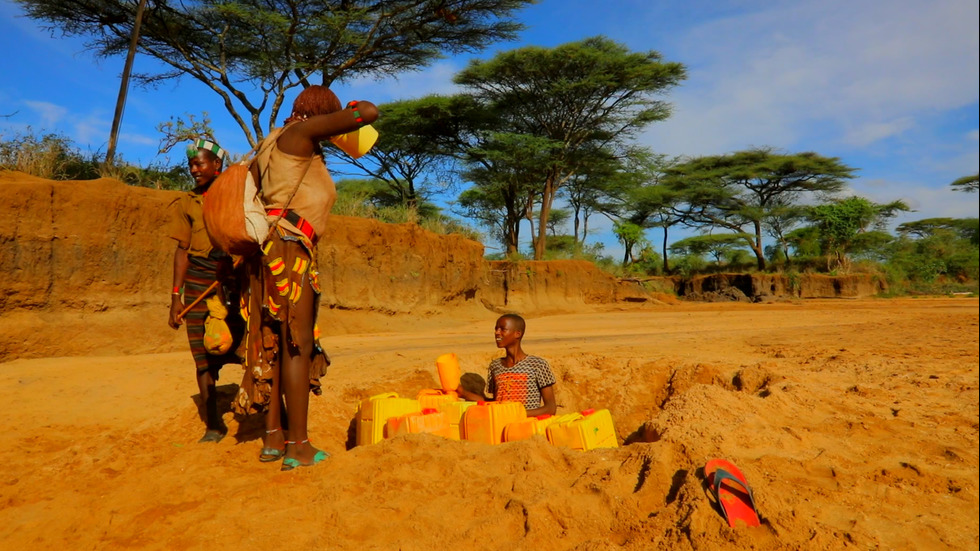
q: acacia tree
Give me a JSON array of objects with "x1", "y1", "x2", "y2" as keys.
[
  {"x1": 897, "y1": 217, "x2": 979, "y2": 246},
  {"x1": 669, "y1": 233, "x2": 752, "y2": 265},
  {"x1": 951, "y1": 174, "x2": 979, "y2": 193},
  {"x1": 17, "y1": 0, "x2": 533, "y2": 145},
  {"x1": 453, "y1": 36, "x2": 686, "y2": 259},
  {"x1": 664, "y1": 148, "x2": 856, "y2": 270},
  {"x1": 456, "y1": 133, "x2": 556, "y2": 255},
  {"x1": 805, "y1": 196, "x2": 910, "y2": 272}
]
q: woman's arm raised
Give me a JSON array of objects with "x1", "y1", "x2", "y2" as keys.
[{"x1": 278, "y1": 101, "x2": 379, "y2": 157}]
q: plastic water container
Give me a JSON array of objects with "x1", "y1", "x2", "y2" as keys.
[
  {"x1": 545, "y1": 408, "x2": 619, "y2": 451},
  {"x1": 354, "y1": 392, "x2": 421, "y2": 446},
  {"x1": 438, "y1": 400, "x2": 478, "y2": 440},
  {"x1": 502, "y1": 412, "x2": 583, "y2": 443},
  {"x1": 462, "y1": 401, "x2": 527, "y2": 445},
  {"x1": 328, "y1": 124, "x2": 379, "y2": 159},
  {"x1": 417, "y1": 388, "x2": 459, "y2": 410},
  {"x1": 435, "y1": 353, "x2": 461, "y2": 393},
  {"x1": 386, "y1": 408, "x2": 454, "y2": 439}
]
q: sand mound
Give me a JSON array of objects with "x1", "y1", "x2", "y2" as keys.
[{"x1": 1, "y1": 299, "x2": 977, "y2": 550}]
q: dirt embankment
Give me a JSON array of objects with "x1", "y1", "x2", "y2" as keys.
[
  {"x1": 0, "y1": 173, "x2": 648, "y2": 359},
  {"x1": 1, "y1": 171, "x2": 881, "y2": 360}
]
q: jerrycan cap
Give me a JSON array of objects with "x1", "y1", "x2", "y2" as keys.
[
  {"x1": 580, "y1": 408, "x2": 596, "y2": 416},
  {"x1": 421, "y1": 408, "x2": 438, "y2": 414},
  {"x1": 535, "y1": 414, "x2": 553, "y2": 420},
  {"x1": 477, "y1": 401, "x2": 488, "y2": 405}
]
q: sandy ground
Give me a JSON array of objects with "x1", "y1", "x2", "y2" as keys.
[{"x1": 0, "y1": 298, "x2": 977, "y2": 550}]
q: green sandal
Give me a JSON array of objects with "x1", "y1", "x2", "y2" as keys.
[
  {"x1": 280, "y1": 439, "x2": 330, "y2": 471},
  {"x1": 259, "y1": 428, "x2": 284, "y2": 462}
]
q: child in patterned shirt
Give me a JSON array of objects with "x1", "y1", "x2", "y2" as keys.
[{"x1": 457, "y1": 314, "x2": 557, "y2": 416}]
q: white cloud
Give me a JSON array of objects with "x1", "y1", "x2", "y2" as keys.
[
  {"x1": 73, "y1": 113, "x2": 110, "y2": 151},
  {"x1": 642, "y1": 0, "x2": 979, "y2": 156},
  {"x1": 23, "y1": 100, "x2": 68, "y2": 129},
  {"x1": 841, "y1": 117, "x2": 917, "y2": 147},
  {"x1": 335, "y1": 61, "x2": 466, "y2": 104},
  {"x1": 120, "y1": 132, "x2": 157, "y2": 147}
]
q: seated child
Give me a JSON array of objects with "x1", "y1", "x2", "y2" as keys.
[{"x1": 457, "y1": 313, "x2": 557, "y2": 416}]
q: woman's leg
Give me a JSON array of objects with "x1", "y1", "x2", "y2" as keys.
[
  {"x1": 262, "y1": 360, "x2": 285, "y2": 451},
  {"x1": 280, "y1": 274, "x2": 322, "y2": 464}
]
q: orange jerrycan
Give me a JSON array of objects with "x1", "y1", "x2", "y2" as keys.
[
  {"x1": 503, "y1": 412, "x2": 582, "y2": 443},
  {"x1": 545, "y1": 408, "x2": 619, "y2": 451},
  {"x1": 354, "y1": 392, "x2": 420, "y2": 446},
  {"x1": 462, "y1": 401, "x2": 527, "y2": 445},
  {"x1": 417, "y1": 388, "x2": 459, "y2": 410},
  {"x1": 435, "y1": 353, "x2": 461, "y2": 393},
  {"x1": 386, "y1": 408, "x2": 454, "y2": 439}
]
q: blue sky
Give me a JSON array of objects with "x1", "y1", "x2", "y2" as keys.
[{"x1": 1, "y1": 0, "x2": 978, "y2": 257}]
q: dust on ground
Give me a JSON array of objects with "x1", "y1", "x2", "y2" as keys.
[{"x1": 0, "y1": 298, "x2": 976, "y2": 550}]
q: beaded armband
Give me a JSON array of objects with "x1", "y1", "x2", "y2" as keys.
[{"x1": 346, "y1": 100, "x2": 365, "y2": 127}]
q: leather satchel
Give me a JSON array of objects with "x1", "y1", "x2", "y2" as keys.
[{"x1": 202, "y1": 160, "x2": 269, "y2": 256}]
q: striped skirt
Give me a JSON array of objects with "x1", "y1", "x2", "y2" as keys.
[{"x1": 184, "y1": 252, "x2": 242, "y2": 373}]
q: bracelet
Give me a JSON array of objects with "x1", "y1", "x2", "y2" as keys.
[
  {"x1": 347, "y1": 101, "x2": 365, "y2": 126},
  {"x1": 172, "y1": 286, "x2": 182, "y2": 295}
]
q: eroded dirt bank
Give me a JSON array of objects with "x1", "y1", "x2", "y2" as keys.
[{"x1": 1, "y1": 172, "x2": 884, "y2": 361}]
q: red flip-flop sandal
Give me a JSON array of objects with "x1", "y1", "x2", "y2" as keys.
[{"x1": 704, "y1": 458, "x2": 761, "y2": 528}]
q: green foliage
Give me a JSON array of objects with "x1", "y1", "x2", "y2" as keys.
[
  {"x1": 17, "y1": 0, "x2": 533, "y2": 144},
  {"x1": 670, "y1": 254, "x2": 708, "y2": 277},
  {"x1": 629, "y1": 246, "x2": 664, "y2": 276},
  {"x1": 0, "y1": 129, "x2": 97, "y2": 180},
  {"x1": 613, "y1": 220, "x2": 649, "y2": 265},
  {"x1": 333, "y1": 180, "x2": 481, "y2": 240},
  {"x1": 454, "y1": 36, "x2": 686, "y2": 259},
  {"x1": 805, "y1": 196, "x2": 909, "y2": 272},
  {"x1": 156, "y1": 112, "x2": 216, "y2": 155},
  {"x1": 669, "y1": 233, "x2": 751, "y2": 264},
  {"x1": 885, "y1": 229, "x2": 979, "y2": 286},
  {"x1": 329, "y1": 95, "x2": 477, "y2": 207},
  {"x1": 0, "y1": 128, "x2": 190, "y2": 189},
  {"x1": 950, "y1": 174, "x2": 979, "y2": 193},
  {"x1": 898, "y1": 217, "x2": 979, "y2": 246},
  {"x1": 665, "y1": 148, "x2": 857, "y2": 270}
]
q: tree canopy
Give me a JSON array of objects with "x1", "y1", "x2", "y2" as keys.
[
  {"x1": 664, "y1": 148, "x2": 856, "y2": 270},
  {"x1": 17, "y1": 0, "x2": 533, "y2": 144},
  {"x1": 803, "y1": 196, "x2": 910, "y2": 272},
  {"x1": 950, "y1": 173, "x2": 979, "y2": 193},
  {"x1": 453, "y1": 36, "x2": 686, "y2": 259}
]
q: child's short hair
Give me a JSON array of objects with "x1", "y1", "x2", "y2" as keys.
[{"x1": 498, "y1": 313, "x2": 526, "y2": 334}]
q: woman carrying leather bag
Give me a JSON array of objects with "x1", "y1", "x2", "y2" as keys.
[{"x1": 232, "y1": 86, "x2": 379, "y2": 471}]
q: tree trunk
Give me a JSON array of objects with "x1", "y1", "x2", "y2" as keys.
[
  {"x1": 661, "y1": 226, "x2": 670, "y2": 274},
  {"x1": 573, "y1": 207, "x2": 581, "y2": 242},
  {"x1": 533, "y1": 177, "x2": 556, "y2": 260},
  {"x1": 753, "y1": 220, "x2": 767, "y2": 270}
]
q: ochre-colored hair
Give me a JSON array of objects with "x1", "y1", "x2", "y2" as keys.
[{"x1": 286, "y1": 85, "x2": 342, "y2": 123}]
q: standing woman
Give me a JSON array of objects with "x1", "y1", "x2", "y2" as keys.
[
  {"x1": 168, "y1": 139, "x2": 244, "y2": 443},
  {"x1": 232, "y1": 86, "x2": 378, "y2": 470}
]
